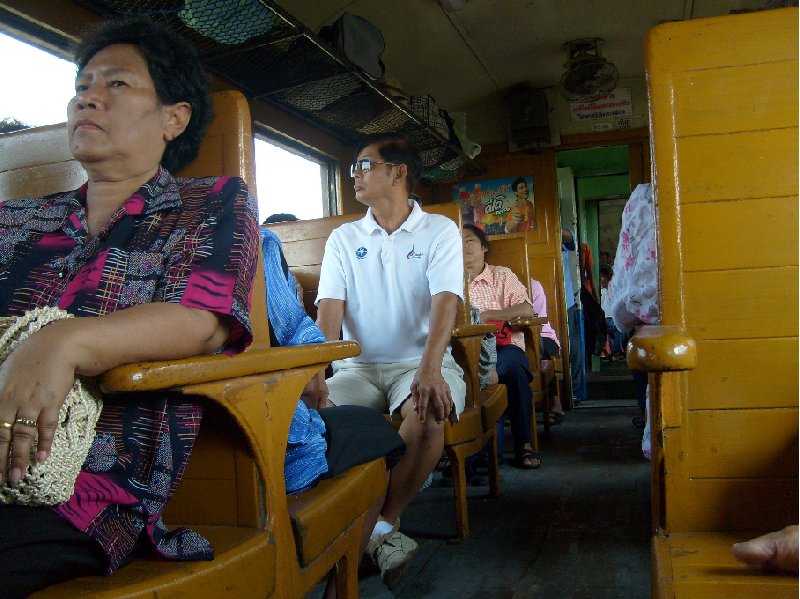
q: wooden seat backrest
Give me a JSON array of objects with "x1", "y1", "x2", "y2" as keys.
[
  {"x1": 646, "y1": 7, "x2": 798, "y2": 534},
  {"x1": 0, "y1": 90, "x2": 266, "y2": 528},
  {"x1": 486, "y1": 233, "x2": 530, "y2": 299}
]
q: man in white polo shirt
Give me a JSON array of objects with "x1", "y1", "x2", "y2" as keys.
[{"x1": 316, "y1": 133, "x2": 465, "y2": 586}]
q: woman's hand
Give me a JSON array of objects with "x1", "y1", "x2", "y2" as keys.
[{"x1": 0, "y1": 321, "x2": 76, "y2": 484}]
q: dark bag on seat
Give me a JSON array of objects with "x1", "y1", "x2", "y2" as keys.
[{"x1": 319, "y1": 12, "x2": 386, "y2": 79}]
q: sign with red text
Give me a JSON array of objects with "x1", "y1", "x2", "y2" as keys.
[{"x1": 569, "y1": 88, "x2": 632, "y2": 122}]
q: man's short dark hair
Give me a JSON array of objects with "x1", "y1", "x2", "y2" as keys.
[
  {"x1": 262, "y1": 213, "x2": 299, "y2": 225},
  {"x1": 353, "y1": 134, "x2": 423, "y2": 194},
  {"x1": 511, "y1": 176, "x2": 527, "y2": 193},
  {"x1": 74, "y1": 18, "x2": 212, "y2": 173},
  {"x1": 463, "y1": 223, "x2": 490, "y2": 254}
]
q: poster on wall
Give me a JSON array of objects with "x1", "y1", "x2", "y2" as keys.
[{"x1": 452, "y1": 176, "x2": 536, "y2": 235}]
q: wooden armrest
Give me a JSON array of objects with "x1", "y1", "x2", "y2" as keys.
[
  {"x1": 99, "y1": 341, "x2": 361, "y2": 393},
  {"x1": 451, "y1": 323, "x2": 497, "y2": 338},
  {"x1": 627, "y1": 325, "x2": 697, "y2": 372},
  {"x1": 508, "y1": 316, "x2": 548, "y2": 328}
]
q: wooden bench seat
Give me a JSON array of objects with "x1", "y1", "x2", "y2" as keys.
[
  {"x1": 652, "y1": 533, "x2": 798, "y2": 599},
  {"x1": 31, "y1": 526, "x2": 275, "y2": 599},
  {"x1": 641, "y1": 8, "x2": 798, "y2": 598},
  {"x1": 288, "y1": 459, "x2": 387, "y2": 567}
]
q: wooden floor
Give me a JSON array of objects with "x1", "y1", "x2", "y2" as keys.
[{"x1": 341, "y1": 396, "x2": 652, "y2": 599}]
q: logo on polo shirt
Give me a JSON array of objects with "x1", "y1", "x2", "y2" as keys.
[
  {"x1": 355, "y1": 247, "x2": 368, "y2": 259},
  {"x1": 406, "y1": 246, "x2": 423, "y2": 259}
]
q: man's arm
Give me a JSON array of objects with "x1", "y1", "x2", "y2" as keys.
[
  {"x1": 0, "y1": 303, "x2": 229, "y2": 483},
  {"x1": 410, "y1": 290, "x2": 458, "y2": 424},
  {"x1": 316, "y1": 298, "x2": 345, "y2": 342}
]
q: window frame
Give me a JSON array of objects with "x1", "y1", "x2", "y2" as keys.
[{"x1": 253, "y1": 123, "x2": 338, "y2": 219}]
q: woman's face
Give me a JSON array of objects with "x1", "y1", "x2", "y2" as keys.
[
  {"x1": 462, "y1": 228, "x2": 487, "y2": 267},
  {"x1": 68, "y1": 44, "x2": 189, "y2": 177},
  {"x1": 514, "y1": 181, "x2": 529, "y2": 201}
]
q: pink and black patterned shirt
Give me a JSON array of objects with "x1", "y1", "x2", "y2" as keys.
[{"x1": 0, "y1": 167, "x2": 259, "y2": 572}]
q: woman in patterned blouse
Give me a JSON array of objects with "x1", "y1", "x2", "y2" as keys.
[{"x1": 0, "y1": 18, "x2": 259, "y2": 596}]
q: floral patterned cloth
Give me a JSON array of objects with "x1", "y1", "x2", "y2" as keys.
[
  {"x1": 608, "y1": 183, "x2": 659, "y2": 460},
  {"x1": 608, "y1": 183, "x2": 660, "y2": 333},
  {"x1": 0, "y1": 168, "x2": 259, "y2": 572}
]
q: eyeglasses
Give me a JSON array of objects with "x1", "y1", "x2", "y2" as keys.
[{"x1": 350, "y1": 158, "x2": 398, "y2": 177}]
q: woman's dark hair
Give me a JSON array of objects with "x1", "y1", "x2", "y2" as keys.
[
  {"x1": 353, "y1": 134, "x2": 423, "y2": 194},
  {"x1": 74, "y1": 18, "x2": 212, "y2": 172},
  {"x1": 463, "y1": 223, "x2": 490, "y2": 255}
]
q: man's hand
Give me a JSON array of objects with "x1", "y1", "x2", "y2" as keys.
[
  {"x1": 300, "y1": 369, "x2": 331, "y2": 410},
  {"x1": 409, "y1": 366, "x2": 453, "y2": 424}
]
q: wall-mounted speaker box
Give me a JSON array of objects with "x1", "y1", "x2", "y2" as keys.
[{"x1": 508, "y1": 89, "x2": 549, "y2": 144}]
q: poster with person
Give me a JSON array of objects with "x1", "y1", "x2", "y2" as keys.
[{"x1": 453, "y1": 176, "x2": 536, "y2": 234}]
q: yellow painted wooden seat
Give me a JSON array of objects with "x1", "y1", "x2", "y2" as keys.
[
  {"x1": 288, "y1": 459, "x2": 386, "y2": 567},
  {"x1": 652, "y1": 532, "x2": 798, "y2": 599},
  {"x1": 488, "y1": 232, "x2": 559, "y2": 443},
  {"x1": 1, "y1": 90, "x2": 380, "y2": 599},
  {"x1": 268, "y1": 201, "x2": 508, "y2": 539},
  {"x1": 639, "y1": 9, "x2": 798, "y2": 598}
]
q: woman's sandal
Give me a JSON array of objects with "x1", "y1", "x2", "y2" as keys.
[
  {"x1": 514, "y1": 449, "x2": 542, "y2": 470},
  {"x1": 548, "y1": 411, "x2": 566, "y2": 426}
]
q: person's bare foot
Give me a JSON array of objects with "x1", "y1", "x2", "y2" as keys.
[{"x1": 732, "y1": 525, "x2": 798, "y2": 573}]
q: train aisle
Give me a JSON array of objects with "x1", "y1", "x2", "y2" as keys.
[{"x1": 356, "y1": 399, "x2": 651, "y2": 599}]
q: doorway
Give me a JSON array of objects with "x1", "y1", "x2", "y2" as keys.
[{"x1": 555, "y1": 145, "x2": 633, "y2": 401}]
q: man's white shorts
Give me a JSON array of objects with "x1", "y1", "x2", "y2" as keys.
[{"x1": 327, "y1": 354, "x2": 466, "y2": 418}]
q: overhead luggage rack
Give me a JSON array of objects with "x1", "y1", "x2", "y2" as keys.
[{"x1": 75, "y1": 0, "x2": 486, "y2": 183}]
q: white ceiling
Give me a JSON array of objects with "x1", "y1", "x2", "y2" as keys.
[{"x1": 275, "y1": 0, "x2": 768, "y2": 145}]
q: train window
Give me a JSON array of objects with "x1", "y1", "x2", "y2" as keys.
[
  {"x1": 254, "y1": 134, "x2": 336, "y2": 223},
  {"x1": 0, "y1": 32, "x2": 74, "y2": 127}
]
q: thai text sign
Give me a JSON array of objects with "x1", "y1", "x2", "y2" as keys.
[{"x1": 570, "y1": 88, "x2": 632, "y2": 122}]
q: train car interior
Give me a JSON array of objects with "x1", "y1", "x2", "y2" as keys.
[{"x1": 0, "y1": 0, "x2": 797, "y2": 597}]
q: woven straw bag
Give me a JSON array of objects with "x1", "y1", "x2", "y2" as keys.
[{"x1": 0, "y1": 307, "x2": 102, "y2": 505}]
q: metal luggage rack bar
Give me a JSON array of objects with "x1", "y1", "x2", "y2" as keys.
[{"x1": 74, "y1": 0, "x2": 486, "y2": 183}]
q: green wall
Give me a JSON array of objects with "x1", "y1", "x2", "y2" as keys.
[{"x1": 556, "y1": 147, "x2": 630, "y2": 292}]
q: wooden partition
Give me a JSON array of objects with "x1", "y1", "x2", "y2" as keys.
[{"x1": 635, "y1": 8, "x2": 798, "y2": 598}]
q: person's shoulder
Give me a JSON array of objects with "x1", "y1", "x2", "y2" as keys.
[
  {"x1": 259, "y1": 225, "x2": 280, "y2": 244},
  {"x1": 175, "y1": 174, "x2": 248, "y2": 194},
  {"x1": 0, "y1": 190, "x2": 74, "y2": 229},
  {"x1": 330, "y1": 217, "x2": 363, "y2": 239},
  {"x1": 419, "y1": 212, "x2": 460, "y2": 240},
  {"x1": 492, "y1": 264, "x2": 515, "y2": 277}
]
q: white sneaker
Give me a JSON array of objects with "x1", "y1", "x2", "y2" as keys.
[{"x1": 371, "y1": 530, "x2": 419, "y2": 587}]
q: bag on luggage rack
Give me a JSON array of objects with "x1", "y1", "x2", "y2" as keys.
[
  {"x1": 409, "y1": 95, "x2": 459, "y2": 144},
  {"x1": 319, "y1": 12, "x2": 386, "y2": 79}
]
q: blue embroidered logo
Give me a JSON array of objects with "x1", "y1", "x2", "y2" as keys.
[
  {"x1": 355, "y1": 247, "x2": 368, "y2": 259},
  {"x1": 406, "y1": 245, "x2": 423, "y2": 259}
]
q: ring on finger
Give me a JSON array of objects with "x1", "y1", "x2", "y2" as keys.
[
  {"x1": 14, "y1": 417, "x2": 38, "y2": 428},
  {"x1": 0, "y1": 421, "x2": 12, "y2": 430}
]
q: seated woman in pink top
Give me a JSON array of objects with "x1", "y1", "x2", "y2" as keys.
[{"x1": 529, "y1": 278, "x2": 566, "y2": 423}]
